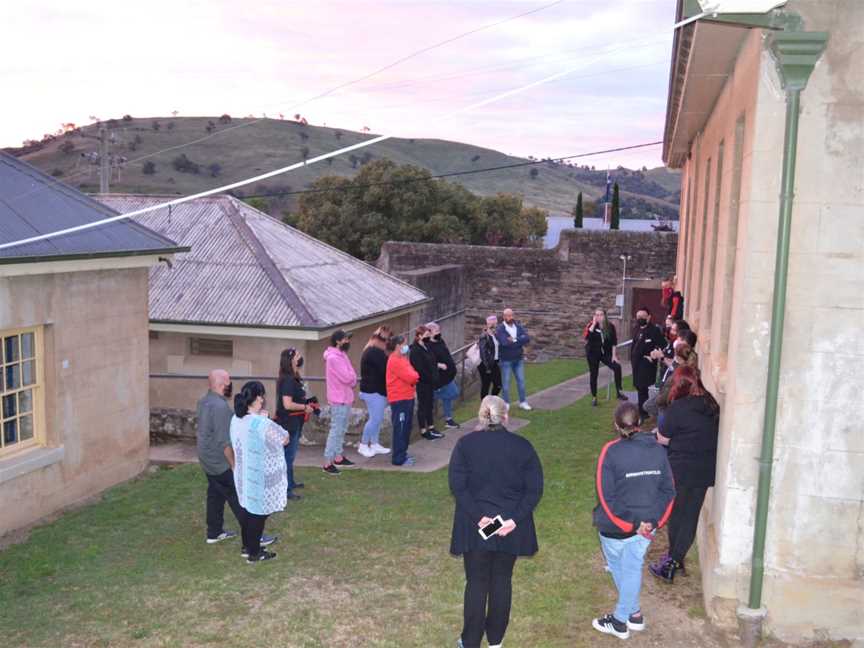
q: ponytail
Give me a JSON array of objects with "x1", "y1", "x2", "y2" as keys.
[{"x1": 234, "y1": 381, "x2": 265, "y2": 418}]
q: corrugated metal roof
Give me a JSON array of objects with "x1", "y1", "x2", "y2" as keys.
[
  {"x1": 98, "y1": 194, "x2": 429, "y2": 329},
  {"x1": 0, "y1": 153, "x2": 183, "y2": 261}
]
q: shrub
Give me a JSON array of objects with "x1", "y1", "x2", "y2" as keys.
[
  {"x1": 207, "y1": 163, "x2": 222, "y2": 178},
  {"x1": 59, "y1": 141, "x2": 75, "y2": 155},
  {"x1": 334, "y1": 130, "x2": 342, "y2": 140},
  {"x1": 166, "y1": 121, "x2": 175, "y2": 131},
  {"x1": 51, "y1": 168, "x2": 64, "y2": 177},
  {"x1": 151, "y1": 120, "x2": 161, "y2": 131},
  {"x1": 529, "y1": 168, "x2": 539, "y2": 179},
  {"x1": 172, "y1": 154, "x2": 199, "y2": 174},
  {"x1": 299, "y1": 132, "x2": 309, "y2": 141},
  {"x1": 122, "y1": 114, "x2": 133, "y2": 121},
  {"x1": 300, "y1": 146, "x2": 310, "y2": 161},
  {"x1": 142, "y1": 161, "x2": 156, "y2": 175},
  {"x1": 219, "y1": 114, "x2": 232, "y2": 124}
]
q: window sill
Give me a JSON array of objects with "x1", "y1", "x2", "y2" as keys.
[{"x1": 0, "y1": 446, "x2": 65, "y2": 485}]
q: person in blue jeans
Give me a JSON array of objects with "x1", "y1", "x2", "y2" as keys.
[
  {"x1": 426, "y1": 321, "x2": 461, "y2": 429},
  {"x1": 495, "y1": 308, "x2": 532, "y2": 411},
  {"x1": 385, "y1": 335, "x2": 420, "y2": 466},
  {"x1": 358, "y1": 327, "x2": 392, "y2": 458},
  {"x1": 275, "y1": 348, "x2": 315, "y2": 500},
  {"x1": 591, "y1": 402, "x2": 675, "y2": 639}
]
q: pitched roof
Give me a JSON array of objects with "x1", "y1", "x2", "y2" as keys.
[
  {"x1": 97, "y1": 194, "x2": 430, "y2": 329},
  {"x1": 0, "y1": 152, "x2": 184, "y2": 262}
]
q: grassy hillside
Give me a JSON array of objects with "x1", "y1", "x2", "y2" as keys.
[{"x1": 15, "y1": 117, "x2": 680, "y2": 218}]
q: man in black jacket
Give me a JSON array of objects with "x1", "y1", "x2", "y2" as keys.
[
  {"x1": 592, "y1": 402, "x2": 675, "y2": 640},
  {"x1": 630, "y1": 307, "x2": 665, "y2": 421},
  {"x1": 427, "y1": 321, "x2": 460, "y2": 429}
]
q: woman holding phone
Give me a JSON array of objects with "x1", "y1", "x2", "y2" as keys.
[{"x1": 449, "y1": 395, "x2": 544, "y2": 648}]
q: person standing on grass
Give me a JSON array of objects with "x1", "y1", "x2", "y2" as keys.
[
  {"x1": 650, "y1": 366, "x2": 719, "y2": 584},
  {"x1": 323, "y1": 329, "x2": 358, "y2": 476},
  {"x1": 583, "y1": 308, "x2": 627, "y2": 407},
  {"x1": 386, "y1": 335, "x2": 420, "y2": 467},
  {"x1": 495, "y1": 308, "x2": 532, "y2": 411},
  {"x1": 592, "y1": 401, "x2": 675, "y2": 640},
  {"x1": 630, "y1": 307, "x2": 665, "y2": 421},
  {"x1": 478, "y1": 315, "x2": 502, "y2": 398},
  {"x1": 410, "y1": 325, "x2": 445, "y2": 440},
  {"x1": 427, "y1": 321, "x2": 461, "y2": 430},
  {"x1": 275, "y1": 348, "x2": 314, "y2": 501},
  {"x1": 230, "y1": 381, "x2": 290, "y2": 563},
  {"x1": 450, "y1": 395, "x2": 544, "y2": 648},
  {"x1": 358, "y1": 326, "x2": 392, "y2": 458},
  {"x1": 197, "y1": 369, "x2": 247, "y2": 544}
]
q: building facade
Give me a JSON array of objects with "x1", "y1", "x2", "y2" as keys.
[
  {"x1": 664, "y1": 1, "x2": 863, "y2": 641},
  {"x1": 0, "y1": 154, "x2": 183, "y2": 536}
]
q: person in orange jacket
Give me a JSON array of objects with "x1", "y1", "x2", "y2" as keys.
[{"x1": 386, "y1": 335, "x2": 420, "y2": 467}]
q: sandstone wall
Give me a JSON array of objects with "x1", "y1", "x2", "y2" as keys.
[{"x1": 378, "y1": 229, "x2": 678, "y2": 359}]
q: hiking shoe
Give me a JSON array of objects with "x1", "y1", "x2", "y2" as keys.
[
  {"x1": 246, "y1": 550, "x2": 277, "y2": 564},
  {"x1": 323, "y1": 464, "x2": 341, "y2": 476},
  {"x1": 649, "y1": 557, "x2": 678, "y2": 583},
  {"x1": 206, "y1": 530, "x2": 237, "y2": 544},
  {"x1": 617, "y1": 392, "x2": 629, "y2": 401},
  {"x1": 334, "y1": 457, "x2": 356, "y2": 468},
  {"x1": 445, "y1": 418, "x2": 460, "y2": 429},
  {"x1": 592, "y1": 614, "x2": 629, "y2": 639},
  {"x1": 627, "y1": 611, "x2": 645, "y2": 631},
  {"x1": 371, "y1": 443, "x2": 390, "y2": 455},
  {"x1": 357, "y1": 444, "x2": 375, "y2": 458},
  {"x1": 519, "y1": 401, "x2": 533, "y2": 411},
  {"x1": 592, "y1": 397, "x2": 598, "y2": 407}
]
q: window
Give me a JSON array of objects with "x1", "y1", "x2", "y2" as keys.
[
  {"x1": 1, "y1": 327, "x2": 42, "y2": 455},
  {"x1": 189, "y1": 337, "x2": 234, "y2": 357},
  {"x1": 719, "y1": 116, "x2": 746, "y2": 362},
  {"x1": 703, "y1": 141, "x2": 724, "y2": 328}
]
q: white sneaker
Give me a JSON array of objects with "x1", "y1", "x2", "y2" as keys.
[
  {"x1": 357, "y1": 444, "x2": 375, "y2": 458},
  {"x1": 371, "y1": 443, "x2": 390, "y2": 455},
  {"x1": 519, "y1": 401, "x2": 533, "y2": 411}
]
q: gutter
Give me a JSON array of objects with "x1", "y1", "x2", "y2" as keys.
[{"x1": 0, "y1": 246, "x2": 191, "y2": 265}]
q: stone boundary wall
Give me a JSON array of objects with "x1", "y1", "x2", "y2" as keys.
[{"x1": 377, "y1": 229, "x2": 678, "y2": 359}]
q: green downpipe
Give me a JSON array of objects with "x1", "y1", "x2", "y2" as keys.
[{"x1": 747, "y1": 88, "x2": 801, "y2": 610}]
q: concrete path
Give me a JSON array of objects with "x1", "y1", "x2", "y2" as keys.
[
  {"x1": 528, "y1": 363, "x2": 633, "y2": 410},
  {"x1": 150, "y1": 417, "x2": 530, "y2": 474}
]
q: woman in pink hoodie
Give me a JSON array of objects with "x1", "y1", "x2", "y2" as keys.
[{"x1": 323, "y1": 329, "x2": 358, "y2": 475}]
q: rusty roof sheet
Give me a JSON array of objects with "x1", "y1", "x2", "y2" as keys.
[{"x1": 98, "y1": 194, "x2": 428, "y2": 329}]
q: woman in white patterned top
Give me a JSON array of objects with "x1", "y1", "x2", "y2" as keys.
[{"x1": 230, "y1": 381, "x2": 290, "y2": 563}]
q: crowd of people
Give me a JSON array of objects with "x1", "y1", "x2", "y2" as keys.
[{"x1": 192, "y1": 290, "x2": 720, "y2": 644}]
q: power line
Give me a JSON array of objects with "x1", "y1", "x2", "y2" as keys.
[
  {"x1": 9, "y1": 0, "x2": 568, "y2": 201},
  {"x1": 0, "y1": 60, "x2": 606, "y2": 252},
  {"x1": 240, "y1": 142, "x2": 664, "y2": 200}
]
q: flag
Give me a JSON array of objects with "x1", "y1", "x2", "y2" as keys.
[{"x1": 604, "y1": 169, "x2": 611, "y2": 204}]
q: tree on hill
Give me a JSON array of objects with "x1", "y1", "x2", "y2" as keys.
[
  {"x1": 151, "y1": 120, "x2": 161, "y2": 131},
  {"x1": 610, "y1": 182, "x2": 620, "y2": 230},
  {"x1": 529, "y1": 168, "x2": 539, "y2": 179},
  {"x1": 219, "y1": 114, "x2": 232, "y2": 124},
  {"x1": 142, "y1": 161, "x2": 156, "y2": 175},
  {"x1": 291, "y1": 160, "x2": 547, "y2": 261},
  {"x1": 573, "y1": 192, "x2": 583, "y2": 228}
]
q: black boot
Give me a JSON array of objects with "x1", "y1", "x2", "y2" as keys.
[{"x1": 649, "y1": 557, "x2": 678, "y2": 583}]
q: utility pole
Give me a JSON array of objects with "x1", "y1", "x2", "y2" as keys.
[{"x1": 98, "y1": 127, "x2": 109, "y2": 193}]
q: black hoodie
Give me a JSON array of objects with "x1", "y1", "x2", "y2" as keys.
[
  {"x1": 660, "y1": 394, "x2": 719, "y2": 487},
  {"x1": 593, "y1": 432, "x2": 675, "y2": 538},
  {"x1": 428, "y1": 336, "x2": 457, "y2": 385},
  {"x1": 409, "y1": 341, "x2": 439, "y2": 387}
]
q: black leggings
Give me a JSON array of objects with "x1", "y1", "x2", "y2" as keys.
[
  {"x1": 479, "y1": 364, "x2": 502, "y2": 398},
  {"x1": 586, "y1": 354, "x2": 623, "y2": 397},
  {"x1": 416, "y1": 382, "x2": 435, "y2": 429},
  {"x1": 241, "y1": 510, "x2": 269, "y2": 558},
  {"x1": 462, "y1": 551, "x2": 518, "y2": 648},
  {"x1": 667, "y1": 485, "x2": 708, "y2": 563}
]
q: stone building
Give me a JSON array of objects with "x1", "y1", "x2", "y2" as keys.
[
  {"x1": 97, "y1": 195, "x2": 430, "y2": 410},
  {"x1": 0, "y1": 153, "x2": 184, "y2": 536},
  {"x1": 663, "y1": 0, "x2": 862, "y2": 641}
]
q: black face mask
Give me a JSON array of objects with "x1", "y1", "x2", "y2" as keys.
[
  {"x1": 296, "y1": 357, "x2": 304, "y2": 368},
  {"x1": 432, "y1": 334, "x2": 441, "y2": 341},
  {"x1": 636, "y1": 318, "x2": 648, "y2": 327},
  {"x1": 223, "y1": 382, "x2": 233, "y2": 398},
  {"x1": 341, "y1": 342, "x2": 351, "y2": 352}
]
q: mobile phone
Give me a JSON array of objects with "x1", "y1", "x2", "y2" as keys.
[{"x1": 478, "y1": 515, "x2": 505, "y2": 540}]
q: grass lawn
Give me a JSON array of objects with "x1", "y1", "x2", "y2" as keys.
[{"x1": 2, "y1": 364, "x2": 651, "y2": 648}]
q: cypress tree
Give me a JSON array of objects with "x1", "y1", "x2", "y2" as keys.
[
  {"x1": 573, "y1": 192, "x2": 583, "y2": 228},
  {"x1": 610, "y1": 182, "x2": 620, "y2": 230}
]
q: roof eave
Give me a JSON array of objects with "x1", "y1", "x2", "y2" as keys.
[{"x1": 0, "y1": 246, "x2": 190, "y2": 265}]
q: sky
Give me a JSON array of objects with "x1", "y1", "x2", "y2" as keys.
[{"x1": 1, "y1": 0, "x2": 677, "y2": 169}]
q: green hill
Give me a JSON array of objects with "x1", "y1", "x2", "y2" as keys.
[{"x1": 13, "y1": 116, "x2": 680, "y2": 218}]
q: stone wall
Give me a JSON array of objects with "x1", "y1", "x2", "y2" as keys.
[
  {"x1": 378, "y1": 229, "x2": 678, "y2": 359},
  {"x1": 392, "y1": 264, "x2": 466, "y2": 349}
]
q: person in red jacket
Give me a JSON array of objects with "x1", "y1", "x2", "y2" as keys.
[{"x1": 386, "y1": 335, "x2": 420, "y2": 467}]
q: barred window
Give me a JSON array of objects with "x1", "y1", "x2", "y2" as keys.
[{"x1": 1, "y1": 327, "x2": 42, "y2": 455}]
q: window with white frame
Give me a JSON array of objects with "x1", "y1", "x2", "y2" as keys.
[{"x1": 1, "y1": 328, "x2": 42, "y2": 454}]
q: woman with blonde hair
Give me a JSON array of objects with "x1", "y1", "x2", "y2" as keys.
[
  {"x1": 358, "y1": 326, "x2": 392, "y2": 458},
  {"x1": 449, "y1": 395, "x2": 544, "y2": 648}
]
